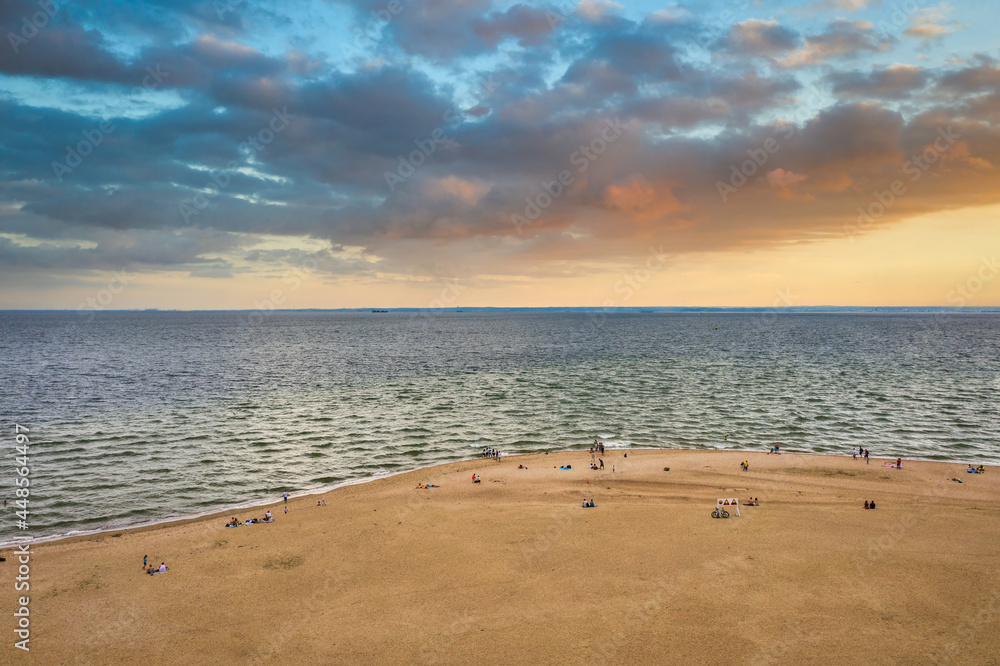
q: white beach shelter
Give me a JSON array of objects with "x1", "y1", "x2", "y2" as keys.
[{"x1": 717, "y1": 498, "x2": 741, "y2": 517}]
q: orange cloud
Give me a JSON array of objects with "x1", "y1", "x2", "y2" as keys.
[{"x1": 603, "y1": 175, "x2": 685, "y2": 221}]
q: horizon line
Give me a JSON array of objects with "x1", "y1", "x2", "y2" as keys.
[{"x1": 3, "y1": 306, "x2": 1000, "y2": 313}]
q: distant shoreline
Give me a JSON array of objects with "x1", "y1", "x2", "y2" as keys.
[{"x1": 2, "y1": 447, "x2": 991, "y2": 551}]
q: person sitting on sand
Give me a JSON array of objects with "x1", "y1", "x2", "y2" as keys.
[
  {"x1": 869, "y1": 500, "x2": 876, "y2": 509},
  {"x1": 590, "y1": 499, "x2": 595, "y2": 507},
  {"x1": 978, "y1": 465, "x2": 985, "y2": 473},
  {"x1": 266, "y1": 511, "x2": 271, "y2": 520},
  {"x1": 864, "y1": 501, "x2": 870, "y2": 509},
  {"x1": 159, "y1": 563, "x2": 167, "y2": 573}
]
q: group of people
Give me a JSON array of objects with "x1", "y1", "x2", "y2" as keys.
[
  {"x1": 145, "y1": 561, "x2": 167, "y2": 575},
  {"x1": 744, "y1": 497, "x2": 760, "y2": 506},
  {"x1": 864, "y1": 500, "x2": 878, "y2": 509},
  {"x1": 967, "y1": 465, "x2": 986, "y2": 474},
  {"x1": 225, "y1": 511, "x2": 274, "y2": 528},
  {"x1": 590, "y1": 459, "x2": 604, "y2": 470},
  {"x1": 481, "y1": 448, "x2": 501, "y2": 461},
  {"x1": 582, "y1": 498, "x2": 596, "y2": 508},
  {"x1": 740, "y1": 460, "x2": 749, "y2": 471},
  {"x1": 472, "y1": 474, "x2": 481, "y2": 483},
  {"x1": 851, "y1": 448, "x2": 871, "y2": 463},
  {"x1": 591, "y1": 441, "x2": 606, "y2": 456},
  {"x1": 768, "y1": 444, "x2": 781, "y2": 454}
]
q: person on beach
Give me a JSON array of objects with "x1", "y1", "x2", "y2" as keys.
[
  {"x1": 284, "y1": 506, "x2": 287, "y2": 514},
  {"x1": 266, "y1": 511, "x2": 271, "y2": 520},
  {"x1": 852, "y1": 448, "x2": 857, "y2": 460},
  {"x1": 599, "y1": 459, "x2": 604, "y2": 469},
  {"x1": 870, "y1": 500, "x2": 876, "y2": 509},
  {"x1": 283, "y1": 492, "x2": 289, "y2": 503},
  {"x1": 865, "y1": 449, "x2": 870, "y2": 464},
  {"x1": 896, "y1": 458, "x2": 902, "y2": 469},
  {"x1": 159, "y1": 562, "x2": 166, "y2": 573},
  {"x1": 864, "y1": 501, "x2": 869, "y2": 509},
  {"x1": 143, "y1": 555, "x2": 147, "y2": 569}
]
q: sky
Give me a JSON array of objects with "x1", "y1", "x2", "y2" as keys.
[{"x1": 0, "y1": 0, "x2": 998, "y2": 309}]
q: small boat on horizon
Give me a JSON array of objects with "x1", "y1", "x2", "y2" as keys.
[{"x1": 371, "y1": 309, "x2": 388, "y2": 313}]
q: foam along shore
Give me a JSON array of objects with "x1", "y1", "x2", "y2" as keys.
[{"x1": 3, "y1": 449, "x2": 998, "y2": 664}]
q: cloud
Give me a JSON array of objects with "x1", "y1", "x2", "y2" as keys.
[
  {"x1": 779, "y1": 20, "x2": 895, "y2": 68},
  {"x1": 577, "y1": 0, "x2": 624, "y2": 22},
  {"x1": 2, "y1": 0, "x2": 1000, "y2": 293},
  {"x1": 717, "y1": 19, "x2": 800, "y2": 56},
  {"x1": 827, "y1": 64, "x2": 928, "y2": 99},
  {"x1": 904, "y1": 4, "x2": 961, "y2": 42},
  {"x1": 816, "y1": 0, "x2": 878, "y2": 9}
]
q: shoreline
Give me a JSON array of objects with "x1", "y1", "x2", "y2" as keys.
[{"x1": 1, "y1": 446, "x2": 992, "y2": 550}]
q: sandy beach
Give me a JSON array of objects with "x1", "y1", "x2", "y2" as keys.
[{"x1": 2, "y1": 449, "x2": 998, "y2": 665}]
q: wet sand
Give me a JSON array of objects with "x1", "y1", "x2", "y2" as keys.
[{"x1": 2, "y1": 449, "x2": 998, "y2": 664}]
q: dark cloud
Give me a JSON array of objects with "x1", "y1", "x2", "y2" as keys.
[
  {"x1": 827, "y1": 64, "x2": 928, "y2": 99},
  {"x1": 935, "y1": 56, "x2": 1000, "y2": 93}
]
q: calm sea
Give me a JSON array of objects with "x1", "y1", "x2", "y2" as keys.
[{"x1": 1, "y1": 311, "x2": 997, "y2": 543}]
